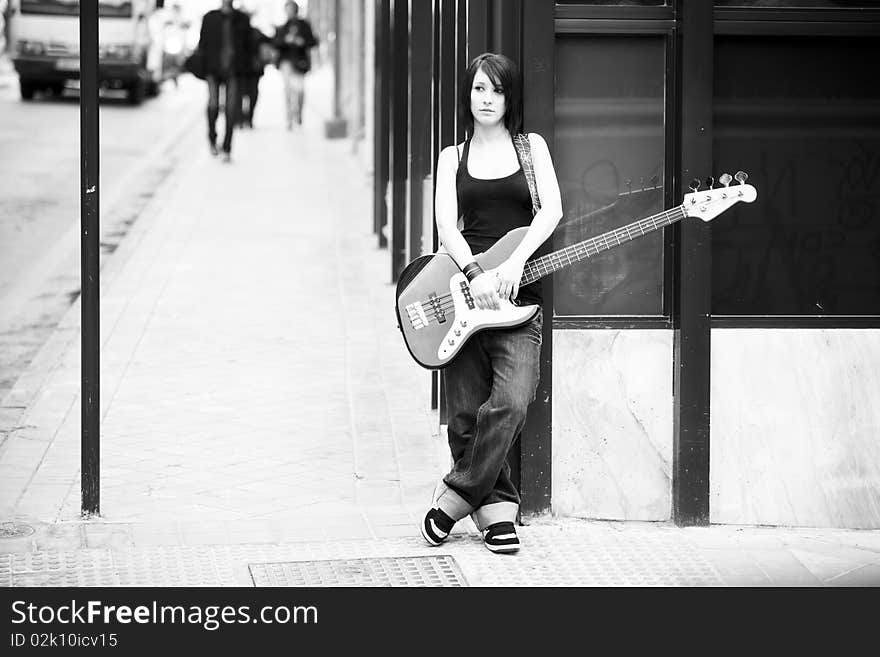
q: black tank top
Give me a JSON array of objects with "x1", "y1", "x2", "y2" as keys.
[{"x1": 456, "y1": 138, "x2": 542, "y2": 305}]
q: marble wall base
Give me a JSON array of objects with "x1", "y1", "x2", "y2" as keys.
[
  {"x1": 552, "y1": 330, "x2": 673, "y2": 521},
  {"x1": 711, "y1": 329, "x2": 880, "y2": 529}
]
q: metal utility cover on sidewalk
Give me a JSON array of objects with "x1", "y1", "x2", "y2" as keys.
[{"x1": 249, "y1": 555, "x2": 469, "y2": 587}]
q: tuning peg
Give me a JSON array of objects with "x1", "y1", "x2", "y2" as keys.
[
  {"x1": 719, "y1": 173, "x2": 732, "y2": 187},
  {"x1": 639, "y1": 176, "x2": 646, "y2": 190},
  {"x1": 704, "y1": 176, "x2": 715, "y2": 190},
  {"x1": 650, "y1": 175, "x2": 659, "y2": 187},
  {"x1": 735, "y1": 171, "x2": 748, "y2": 185},
  {"x1": 689, "y1": 178, "x2": 701, "y2": 192},
  {"x1": 625, "y1": 178, "x2": 632, "y2": 194}
]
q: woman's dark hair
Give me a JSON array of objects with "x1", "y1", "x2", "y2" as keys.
[{"x1": 458, "y1": 53, "x2": 522, "y2": 137}]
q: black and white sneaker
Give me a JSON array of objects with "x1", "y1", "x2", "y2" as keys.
[
  {"x1": 482, "y1": 522, "x2": 520, "y2": 553},
  {"x1": 421, "y1": 508, "x2": 454, "y2": 546}
]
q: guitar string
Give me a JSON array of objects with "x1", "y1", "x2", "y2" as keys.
[
  {"x1": 413, "y1": 206, "x2": 685, "y2": 326},
  {"x1": 422, "y1": 208, "x2": 679, "y2": 324}
]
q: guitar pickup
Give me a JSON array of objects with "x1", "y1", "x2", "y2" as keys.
[
  {"x1": 428, "y1": 292, "x2": 446, "y2": 324},
  {"x1": 405, "y1": 301, "x2": 428, "y2": 330},
  {"x1": 460, "y1": 281, "x2": 475, "y2": 310}
]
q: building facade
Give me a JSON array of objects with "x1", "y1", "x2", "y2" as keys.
[{"x1": 324, "y1": 0, "x2": 880, "y2": 529}]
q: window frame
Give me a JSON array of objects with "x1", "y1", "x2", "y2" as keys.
[{"x1": 552, "y1": 4, "x2": 677, "y2": 329}]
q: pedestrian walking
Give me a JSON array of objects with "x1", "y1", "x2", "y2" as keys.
[
  {"x1": 197, "y1": 0, "x2": 254, "y2": 162},
  {"x1": 273, "y1": 1, "x2": 318, "y2": 130},
  {"x1": 237, "y1": 25, "x2": 272, "y2": 129},
  {"x1": 421, "y1": 53, "x2": 563, "y2": 554},
  {"x1": 161, "y1": 2, "x2": 190, "y2": 88}
]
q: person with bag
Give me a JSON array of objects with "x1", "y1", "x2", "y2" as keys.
[
  {"x1": 237, "y1": 24, "x2": 272, "y2": 129},
  {"x1": 197, "y1": 0, "x2": 254, "y2": 161},
  {"x1": 420, "y1": 53, "x2": 563, "y2": 554},
  {"x1": 273, "y1": 1, "x2": 318, "y2": 130}
]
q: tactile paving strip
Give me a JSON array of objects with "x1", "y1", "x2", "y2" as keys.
[
  {"x1": 249, "y1": 555, "x2": 468, "y2": 587},
  {"x1": 1, "y1": 524, "x2": 727, "y2": 587}
]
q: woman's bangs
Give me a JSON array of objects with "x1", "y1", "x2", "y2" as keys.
[{"x1": 477, "y1": 60, "x2": 507, "y2": 94}]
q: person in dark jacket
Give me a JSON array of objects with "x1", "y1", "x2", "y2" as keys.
[
  {"x1": 198, "y1": 0, "x2": 254, "y2": 161},
  {"x1": 237, "y1": 25, "x2": 272, "y2": 129},
  {"x1": 273, "y1": 1, "x2": 318, "y2": 130}
]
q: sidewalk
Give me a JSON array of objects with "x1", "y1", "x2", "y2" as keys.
[{"x1": 1, "y1": 67, "x2": 880, "y2": 587}]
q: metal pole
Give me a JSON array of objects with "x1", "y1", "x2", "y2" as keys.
[
  {"x1": 324, "y1": 0, "x2": 347, "y2": 138},
  {"x1": 80, "y1": 0, "x2": 100, "y2": 517},
  {"x1": 333, "y1": 0, "x2": 341, "y2": 118}
]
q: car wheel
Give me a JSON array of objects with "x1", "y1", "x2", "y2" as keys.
[{"x1": 127, "y1": 79, "x2": 146, "y2": 105}]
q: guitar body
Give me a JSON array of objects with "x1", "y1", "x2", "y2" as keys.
[{"x1": 395, "y1": 227, "x2": 539, "y2": 369}]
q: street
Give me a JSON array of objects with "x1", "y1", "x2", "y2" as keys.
[{"x1": 0, "y1": 73, "x2": 203, "y2": 403}]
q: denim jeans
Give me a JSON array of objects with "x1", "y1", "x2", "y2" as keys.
[
  {"x1": 206, "y1": 75, "x2": 240, "y2": 153},
  {"x1": 279, "y1": 60, "x2": 305, "y2": 126},
  {"x1": 441, "y1": 308, "x2": 542, "y2": 522}
]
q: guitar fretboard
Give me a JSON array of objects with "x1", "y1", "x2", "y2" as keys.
[{"x1": 520, "y1": 205, "x2": 686, "y2": 286}]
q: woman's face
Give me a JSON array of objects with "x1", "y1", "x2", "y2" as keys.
[{"x1": 470, "y1": 67, "x2": 506, "y2": 128}]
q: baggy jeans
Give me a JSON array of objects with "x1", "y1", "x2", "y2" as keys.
[{"x1": 437, "y1": 308, "x2": 542, "y2": 530}]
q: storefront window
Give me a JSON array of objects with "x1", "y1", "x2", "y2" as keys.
[
  {"x1": 712, "y1": 35, "x2": 880, "y2": 315},
  {"x1": 553, "y1": 35, "x2": 666, "y2": 316}
]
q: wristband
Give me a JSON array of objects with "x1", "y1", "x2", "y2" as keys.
[{"x1": 462, "y1": 262, "x2": 484, "y2": 282}]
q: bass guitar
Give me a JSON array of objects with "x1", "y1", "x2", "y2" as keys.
[{"x1": 395, "y1": 172, "x2": 757, "y2": 369}]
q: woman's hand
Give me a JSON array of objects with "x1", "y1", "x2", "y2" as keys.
[
  {"x1": 491, "y1": 256, "x2": 526, "y2": 302},
  {"x1": 469, "y1": 272, "x2": 500, "y2": 310}
]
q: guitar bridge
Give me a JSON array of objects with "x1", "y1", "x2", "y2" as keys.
[{"x1": 405, "y1": 301, "x2": 429, "y2": 330}]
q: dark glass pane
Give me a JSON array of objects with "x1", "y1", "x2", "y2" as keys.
[
  {"x1": 712, "y1": 35, "x2": 880, "y2": 315},
  {"x1": 556, "y1": 1, "x2": 666, "y2": 5},
  {"x1": 715, "y1": 1, "x2": 871, "y2": 7},
  {"x1": 553, "y1": 35, "x2": 666, "y2": 316}
]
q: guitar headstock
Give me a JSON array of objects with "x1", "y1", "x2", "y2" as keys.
[{"x1": 683, "y1": 171, "x2": 757, "y2": 222}]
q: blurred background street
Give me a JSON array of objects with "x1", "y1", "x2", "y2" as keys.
[{"x1": 0, "y1": 65, "x2": 203, "y2": 404}]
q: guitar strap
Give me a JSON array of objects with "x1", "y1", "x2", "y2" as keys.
[{"x1": 513, "y1": 133, "x2": 541, "y2": 217}]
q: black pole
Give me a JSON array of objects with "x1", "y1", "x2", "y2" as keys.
[
  {"x1": 80, "y1": 0, "x2": 100, "y2": 517},
  {"x1": 672, "y1": 0, "x2": 712, "y2": 526}
]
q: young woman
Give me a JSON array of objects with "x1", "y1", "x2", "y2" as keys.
[{"x1": 421, "y1": 53, "x2": 563, "y2": 553}]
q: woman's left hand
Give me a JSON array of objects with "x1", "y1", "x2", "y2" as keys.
[{"x1": 491, "y1": 256, "x2": 525, "y2": 302}]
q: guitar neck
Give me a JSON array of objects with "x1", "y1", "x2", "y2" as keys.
[{"x1": 521, "y1": 205, "x2": 686, "y2": 286}]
